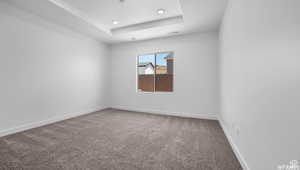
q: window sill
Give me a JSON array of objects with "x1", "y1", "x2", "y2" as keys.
[{"x1": 137, "y1": 91, "x2": 174, "y2": 94}]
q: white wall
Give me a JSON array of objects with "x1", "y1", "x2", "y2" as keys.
[
  {"x1": 0, "y1": 2, "x2": 110, "y2": 136},
  {"x1": 110, "y1": 32, "x2": 219, "y2": 117},
  {"x1": 220, "y1": 0, "x2": 300, "y2": 169}
]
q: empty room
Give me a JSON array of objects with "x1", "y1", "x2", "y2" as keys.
[{"x1": 0, "y1": 0, "x2": 299, "y2": 169}]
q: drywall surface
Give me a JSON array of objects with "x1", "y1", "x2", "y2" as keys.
[
  {"x1": 110, "y1": 32, "x2": 219, "y2": 116},
  {"x1": 220, "y1": 0, "x2": 300, "y2": 169},
  {"x1": 0, "y1": 2, "x2": 110, "y2": 135}
]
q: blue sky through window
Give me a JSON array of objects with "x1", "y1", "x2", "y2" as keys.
[
  {"x1": 138, "y1": 54, "x2": 155, "y2": 65},
  {"x1": 138, "y1": 53, "x2": 170, "y2": 66},
  {"x1": 156, "y1": 53, "x2": 169, "y2": 66}
]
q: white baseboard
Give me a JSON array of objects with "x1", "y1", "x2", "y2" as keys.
[
  {"x1": 0, "y1": 106, "x2": 109, "y2": 138},
  {"x1": 218, "y1": 118, "x2": 250, "y2": 170},
  {"x1": 112, "y1": 106, "x2": 218, "y2": 120}
]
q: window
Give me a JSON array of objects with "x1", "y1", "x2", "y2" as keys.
[{"x1": 137, "y1": 52, "x2": 173, "y2": 92}]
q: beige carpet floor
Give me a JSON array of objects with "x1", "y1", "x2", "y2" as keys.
[{"x1": 0, "y1": 109, "x2": 242, "y2": 170}]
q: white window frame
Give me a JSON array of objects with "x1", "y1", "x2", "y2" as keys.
[{"x1": 136, "y1": 51, "x2": 174, "y2": 94}]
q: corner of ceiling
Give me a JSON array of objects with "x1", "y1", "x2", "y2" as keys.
[{"x1": 46, "y1": 0, "x2": 112, "y2": 35}]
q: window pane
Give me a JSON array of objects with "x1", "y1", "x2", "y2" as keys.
[
  {"x1": 155, "y1": 52, "x2": 173, "y2": 92},
  {"x1": 138, "y1": 54, "x2": 155, "y2": 92}
]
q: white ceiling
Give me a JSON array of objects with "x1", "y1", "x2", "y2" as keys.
[
  {"x1": 5, "y1": 0, "x2": 228, "y2": 44},
  {"x1": 62, "y1": 0, "x2": 183, "y2": 29}
]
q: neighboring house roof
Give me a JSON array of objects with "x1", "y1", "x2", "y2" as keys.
[
  {"x1": 138, "y1": 62, "x2": 154, "y2": 68},
  {"x1": 139, "y1": 62, "x2": 154, "y2": 75}
]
